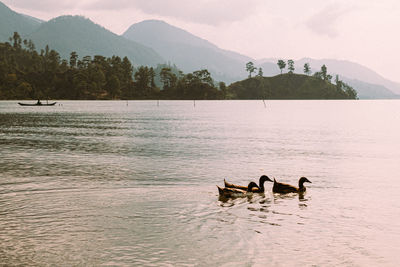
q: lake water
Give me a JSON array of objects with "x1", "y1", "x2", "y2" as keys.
[{"x1": 1, "y1": 100, "x2": 400, "y2": 266}]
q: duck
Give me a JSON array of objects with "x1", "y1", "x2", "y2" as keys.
[
  {"x1": 224, "y1": 175, "x2": 273, "y2": 193},
  {"x1": 217, "y1": 182, "x2": 259, "y2": 198},
  {"x1": 272, "y1": 177, "x2": 312, "y2": 194}
]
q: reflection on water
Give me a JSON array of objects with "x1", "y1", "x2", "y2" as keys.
[{"x1": 1, "y1": 100, "x2": 400, "y2": 266}]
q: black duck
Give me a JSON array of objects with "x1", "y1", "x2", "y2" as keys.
[{"x1": 272, "y1": 177, "x2": 312, "y2": 194}]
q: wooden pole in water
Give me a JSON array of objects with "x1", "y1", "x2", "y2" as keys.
[
  {"x1": 126, "y1": 100, "x2": 128, "y2": 106},
  {"x1": 157, "y1": 100, "x2": 159, "y2": 107},
  {"x1": 263, "y1": 99, "x2": 266, "y2": 108},
  {"x1": 194, "y1": 100, "x2": 196, "y2": 108}
]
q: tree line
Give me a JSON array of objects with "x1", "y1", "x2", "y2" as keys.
[
  {"x1": 0, "y1": 32, "x2": 224, "y2": 100},
  {"x1": 0, "y1": 32, "x2": 357, "y2": 100}
]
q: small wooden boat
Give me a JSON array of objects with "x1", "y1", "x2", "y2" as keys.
[
  {"x1": 224, "y1": 175, "x2": 273, "y2": 193},
  {"x1": 272, "y1": 177, "x2": 312, "y2": 194},
  {"x1": 18, "y1": 101, "x2": 57, "y2": 106}
]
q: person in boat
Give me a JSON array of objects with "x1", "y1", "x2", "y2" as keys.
[{"x1": 36, "y1": 100, "x2": 42, "y2": 105}]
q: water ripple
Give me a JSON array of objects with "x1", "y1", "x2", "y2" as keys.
[{"x1": 1, "y1": 100, "x2": 400, "y2": 266}]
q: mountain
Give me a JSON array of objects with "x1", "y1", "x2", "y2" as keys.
[
  {"x1": 123, "y1": 20, "x2": 399, "y2": 98},
  {"x1": 340, "y1": 78, "x2": 398, "y2": 99},
  {"x1": 0, "y1": 1, "x2": 42, "y2": 41},
  {"x1": 123, "y1": 20, "x2": 251, "y2": 82},
  {"x1": 256, "y1": 58, "x2": 400, "y2": 99},
  {"x1": 296, "y1": 58, "x2": 400, "y2": 95},
  {"x1": 0, "y1": 2, "x2": 164, "y2": 66},
  {"x1": 28, "y1": 16, "x2": 164, "y2": 66},
  {"x1": 1, "y1": 1, "x2": 398, "y2": 98}
]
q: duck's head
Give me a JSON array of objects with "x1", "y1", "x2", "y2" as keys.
[
  {"x1": 260, "y1": 175, "x2": 273, "y2": 183},
  {"x1": 299, "y1": 177, "x2": 312, "y2": 185}
]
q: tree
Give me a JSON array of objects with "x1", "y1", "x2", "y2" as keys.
[
  {"x1": 27, "y1": 39, "x2": 35, "y2": 52},
  {"x1": 334, "y1": 74, "x2": 342, "y2": 88},
  {"x1": 15, "y1": 82, "x2": 33, "y2": 99},
  {"x1": 134, "y1": 66, "x2": 151, "y2": 96},
  {"x1": 47, "y1": 50, "x2": 61, "y2": 71},
  {"x1": 343, "y1": 83, "x2": 357, "y2": 99},
  {"x1": 246, "y1": 61, "x2": 257, "y2": 78},
  {"x1": 121, "y1": 56, "x2": 133, "y2": 82},
  {"x1": 219, "y1": 81, "x2": 227, "y2": 99},
  {"x1": 107, "y1": 75, "x2": 121, "y2": 99},
  {"x1": 70, "y1": 52, "x2": 78, "y2": 68},
  {"x1": 287, "y1": 59, "x2": 295, "y2": 73},
  {"x1": 149, "y1": 67, "x2": 156, "y2": 88},
  {"x1": 313, "y1": 71, "x2": 322, "y2": 79},
  {"x1": 277, "y1": 60, "x2": 286, "y2": 74},
  {"x1": 303, "y1": 63, "x2": 311, "y2": 75},
  {"x1": 193, "y1": 69, "x2": 213, "y2": 86},
  {"x1": 59, "y1": 59, "x2": 69, "y2": 72},
  {"x1": 44, "y1": 45, "x2": 50, "y2": 58},
  {"x1": 82, "y1": 55, "x2": 91, "y2": 68},
  {"x1": 160, "y1": 67, "x2": 177, "y2": 90},
  {"x1": 11, "y1": 32, "x2": 22, "y2": 49},
  {"x1": 23, "y1": 39, "x2": 35, "y2": 52},
  {"x1": 90, "y1": 67, "x2": 106, "y2": 94},
  {"x1": 160, "y1": 67, "x2": 170, "y2": 89},
  {"x1": 313, "y1": 64, "x2": 331, "y2": 81},
  {"x1": 321, "y1": 64, "x2": 327, "y2": 80},
  {"x1": 183, "y1": 69, "x2": 219, "y2": 100},
  {"x1": 257, "y1": 67, "x2": 263, "y2": 77}
]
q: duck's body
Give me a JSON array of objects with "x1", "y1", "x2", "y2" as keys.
[
  {"x1": 272, "y1": 177, "x2": 311, "y2": 194},
  {"x1": 223, "y1": 180, "x2": 250, "y2": 191},
  {"x1": 217, "y1": 182, "x2": 259, "y2": 198},
  {"x1": 224, "y1": 175, "x2": 273, "y2": 193}
]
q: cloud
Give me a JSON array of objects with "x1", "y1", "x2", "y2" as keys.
[
  {"x1": 306, "y1": 4, "x2": 353, "y2": 38},
  {"x1": 85, "y1": 0, "x2": 261, "y2": 25},
  {"x1": 3, "y1": 0, "x2": 79, "y2": 12}
]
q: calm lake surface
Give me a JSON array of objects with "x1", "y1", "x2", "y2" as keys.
[{"x1": 1, "y1": 100, "x2": 400, "y2": 266}]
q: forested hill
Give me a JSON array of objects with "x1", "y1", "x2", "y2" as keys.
[
  {"x1": 228, "y1": 74, "x2": 357, "y2": 99},
  {"x1": 0, "y1": 35, "x2": 223, "y2": 100}
]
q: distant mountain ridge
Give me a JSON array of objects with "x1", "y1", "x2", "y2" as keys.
[
  {"x1": 296, "y1": 58, "x2": 400, "y2": 95},
  {"x1": 123, "y1": 20, "x2": 251, "y2": 82},
  {"x1": 1, "y1": 1, "x2": 399, "y2": 99},
  {"x1": 0, "y1": 2, "x2": 164, "y2": 66},
  {"x1": 0, "y1": 1, "x2": 42, "y2": 41},
  {"x1": 123, "y1": 20, "x2": 399, "y2": 98},
  {"x1": 28, "y1": 16, "x2": 164, "y2": 66}
]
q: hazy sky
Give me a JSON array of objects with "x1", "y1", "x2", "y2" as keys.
[{"x1": 4, "y1": 0, "x2": 400, "y2": 82}]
